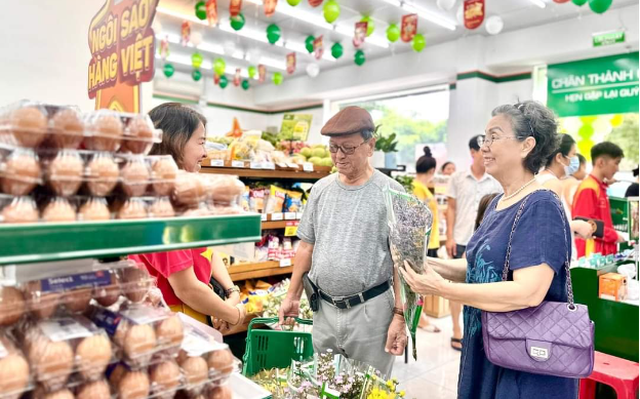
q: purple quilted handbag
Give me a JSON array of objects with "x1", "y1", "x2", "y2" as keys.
[{"x1": 481, "y1": 194, "x2": 595, "y2": 379}]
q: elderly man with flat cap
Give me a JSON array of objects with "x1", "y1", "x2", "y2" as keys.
[{"x1": 278, "y1": 106, "x2": 407, "y2": 376}]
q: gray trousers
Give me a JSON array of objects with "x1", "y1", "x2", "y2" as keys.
[{"x1": 312, "y1": 288, "x2": 396, "y2": 377}]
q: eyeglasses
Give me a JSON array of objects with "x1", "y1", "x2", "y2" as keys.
[
  {"x1": 477, "y1": 135, "x2": 520, "y2": 148},
  {"x1": 329, "y1": 139, "x2": 370, "y2": 155}
]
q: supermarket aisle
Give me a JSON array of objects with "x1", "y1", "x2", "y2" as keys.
[{"x1": 394, "y1": 316, "x2": 461, "y2": 398}]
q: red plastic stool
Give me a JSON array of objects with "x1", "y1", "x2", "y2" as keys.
[{"x1": 579, "y1": 351, "x2": 639, "y2": 399}]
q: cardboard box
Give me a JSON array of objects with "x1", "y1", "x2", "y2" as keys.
[
  {"x1": 423, "y1": 294, "x2": 451, "y2": 318},
  {"x1": 599, "y1": 272, "x2": 627, "y2": 302}
]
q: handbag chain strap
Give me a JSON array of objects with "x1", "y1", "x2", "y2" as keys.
[{"x1": 501, "y1": 191, "x2": 575, "y2": 308}]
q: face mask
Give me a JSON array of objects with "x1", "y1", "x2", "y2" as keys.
[{"x1": 564, "y1": 155, "x2": 580, "y2": 177}]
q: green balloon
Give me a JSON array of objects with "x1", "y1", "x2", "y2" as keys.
[
  {"x1": 195, "y1": 1, "x2": 207, "y2": 20},
  {"x1": 386, "y1": 24, "x2": 400, "y2": 42},
  {"x1": 266, "y1": 24, "x2": 281, "y2": 44},
  {"x1": 361, "y1": 16, "x2": 374, "y2": 36},
  {"x1": 273, "y1": 72, "x2": 283, "y2": 85},
  {"x1": 219, "y1": 75, "x2": 229, "y2": 88},
  {"x1": 412, "y1": 34, "x2": 426, "y2": 52},
  {"x1": 163, "y1": 63, "x2": 174, "y2": 78},
  {"x1": 572, "y1": 0, "x2": 587, "y2": 5},
  {"x1": 354, "y1": 50, "x2": 365, "y2": 66},
  {"x1": 248, "y1": 66, "x2": 257, "y2": 78},
  {"x1": 242, "y1": 80, "x2": 250, "y2": 90},
  {"x1": 588, "y1": 0, "x2": 612, "y2": 13},
  {"x1": 213, "y1": 58, "x2": 226, "y2": 76},
  {"x1": 305, "y1": 36, "x2": 315, "y2": 53},
  {"x1": 230, "y1": 13, "x2": 245, "y2": 31},
  {"x1": 287, "y1": 0, "x2": 301, "y2": 5},
  {"x1": 191, "y1": 52, "x2": 203, "y2": 68},
  {"x1": 331, "y1": 42, "x2": 343, "y2": 59},
  {"x1": 192, "y1": 69, "x2": 202, "y2": 81},
  {"x1": 323, "y1": 0, "x2": 340, "y2": 23}
]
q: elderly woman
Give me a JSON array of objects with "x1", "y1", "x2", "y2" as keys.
[{"x1": 399, "y1": 101, "x2": 577, "y2": 399}]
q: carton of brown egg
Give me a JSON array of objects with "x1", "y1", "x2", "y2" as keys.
[{"x1": 84, "y1": 110, "x2": 162, "y2": 155}]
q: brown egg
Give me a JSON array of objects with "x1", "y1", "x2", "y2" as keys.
[
  {"x1": 2, "y1": 197, "x2": 39, "y2": 224},
  {"x1": 30, "y1": 338, "x2": 73, "y2": 388},
  {"x1": 150, "y1": 360, "x2": 181, "y2": 391},
  {"x1": 34, "y1": 388, "x2": 75, "y2": 399},
  {"x1": 155, "y1": 315, "x2": 183, "y2": 348},
  {"x1": 180, "y1": 356, "x2": 208, "y2": 385},
  {"x1": 121, "y1": 267, "x2": 151, "y2": 302},
  {"x1": 51, "y1": 108, "x2": 84, "y2": 149},
  {"x1": 42, "y1": 198, "x2": 76, "y2": 223},
  {"x1": 117, "y1": 199, "x2": 147, "y2": 220},
  {"x1": 78, "y1": 198, "x2": 111, "y2": 221},
  {"x1": 86, "y1": 155, "x2": 119, "y2": 196},
  {"x1": 93, "y1": 273, "x2": 120, "y2": 307},
  {"x1": 0, "y1": 336, "x2": 30, "y2": 396},
  {"x1": 76, "y1": 334, "x2": 112, "y2": 380},
  {"x1": 145, "y1": 288, "x2": 163, "y2": 307},
  {"x1": 206, "y1": 385, "x2": 232, "y2": 399},
  {"x1": 173, "y1": 172, "x2": 204, "y2": 206},
  {"x1": 47, "y1": 152, "x2": 84, "y2": 196},
  {"x1": 207, "y1": 348, "x2": 234, "y2": 375},
  {"x1": 76, "y1": 379, "x2": 111, "y2": 399},
  {"x1": 121, "y1": 117, "x2": 155, "y2": 154},
  {"x1": 149, "y1": 197, "x2": 175, "y2": 218},
  {"x1": 151, "y1": 158, "x2": 178, "y2": 196},
  {"x1": 123, "y1": 323, "x2": 156, "y2": 361},
  {"x1": 1, "y1": 151, "x2": 41, "y2": 196},
  {"x1": 118, "y1": 370, "x2": 150, "y2": 399},
  {"x1": 0, "y1": 286, "x2": 25, "y2": 325},
  {"x1": 108, "y1": 363, "x2": 127, "y2": 386},
  {"x1": 87, "y1": 114, "x2": 123, "y2": 152},
  {"x1": 62, "y1": 287, "x2": 92, "y2": 313},
  {"x1": 10, "y1": 106, "x2": 48, "y2": 148},
  {"x1": 210, "y1": 176, "x2": 244, "y2": 203},
  {"x1": 121, "y1": 159, "x2": 150, "y2": 197}
]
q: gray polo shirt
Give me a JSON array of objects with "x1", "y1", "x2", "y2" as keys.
[
  {"x1": 447, "y1": 168, "x2": 502, "y2": 246},
  {"x1": 297, "y1": 170, "x2": 405, "y2": 297}
]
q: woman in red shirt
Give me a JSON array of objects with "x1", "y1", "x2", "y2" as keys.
[{"x1": 130, "y1": 103, "x2": 245, "y2": 330}]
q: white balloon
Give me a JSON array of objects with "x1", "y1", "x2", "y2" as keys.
[
  {"x1": 190, "y1": 32, "x2": 203, "y2": 46},
  {"x1": 223, "y1": 41, "x2": 237, "y2": 56},
  {"x1": 485, "y1": 15, "x2": 504, "y2": 35},
  {"x1": 306, "y1": 63, "x2": 320, "y2": 78},
  {"x1": 437, "y1": 0, "x2": 456, "y2": 11},
  {"x1": 151, "y1": 18, "x2": 162, "y2": 33},
  {"x1": 456, "y1": 5, "x2": 464, "y2": 25}
]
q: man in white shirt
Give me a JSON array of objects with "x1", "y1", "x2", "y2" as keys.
[{"x1": 444, "y1": 134, "x2": 502, "y2": 350}]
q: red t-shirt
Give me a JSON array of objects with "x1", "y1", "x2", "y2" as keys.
[
  {"x1": 129, "y1": 248, "x2": 213, "y2": 306},
  {"x1": 572, "y1": 175, "x2": 618, "y2": 257}
]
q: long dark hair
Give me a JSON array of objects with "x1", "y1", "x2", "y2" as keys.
[
  {"x1": 474, "y1": 193, "x2": 499, "y2": 231},
  {"x1": 148, "y1": 103, "x2": 207, "y2": 168},
  {"x1": 416, "y1": 146, "x2": 437, "y2": 174},
  {"x1": 545, "y1": 134, "x2": 575, "y2": 167}
]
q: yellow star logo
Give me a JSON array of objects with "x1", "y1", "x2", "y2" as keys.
[{"x1": 200, "y1": 247, "x2": 213, "y2": 262}]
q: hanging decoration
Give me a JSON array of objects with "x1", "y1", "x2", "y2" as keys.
[
  {"x1": 159, "y1": 36, "x2": 170, "y2": 60},
  {"x1": 248, "y1": 65, "x2": 257, "y2": 78},
  {"x1": 412, "y1": 33, "x2": 425, "y2": 52},
  {"x1": 273, "y1": 72, "x2": 284, "y2": 85},
  {"x1": 163, "y1": 63, "x2": 175, "y2": 78},
  {"x1": 354, "y1": 50, "x2": 365, "y2": 66},
  {"x1": 258, "y1": 64, "x2": 267, "y2": 82},
  {"x1": 242, "y1": 79, "x2": 250, "y2": 90},
  {"x1": 181, "y1": 21, "x2": 191, "y2": 46},
  {"x1": 323, "y1": 0, "x2": 340, "y2": 23},
  {"x1": 305, "y1": 36, "x2": 315, "y2": 53},
  {"x1": 360, "y1": 16, "x2": 374, "y2": 36},
  {"x1": 192, "y1": 69, "x2": 202, "y2": 81},
  {"x1": 463, "y1": 0, "x2": 485, "y2": 30},
  {"x1": 219, "y1": 75, "x2": 229, "y2": 88},
  {"x1": 214, "y1": 74, "x2": 220, "y2": 85},
  {"x1": 213, "y1": 58, "x2": 226, "y2": 76},
  {"x1": 485, "y1": 15, "x2": 504, "y2": 35},
  {"x1": 386, "y1": 24, "x2": 400, "y2": 43},
  {"x1": 206, "y1": 0, "x2": 218, "y2": 25},
  {"x1": 353, "y1": 21, "x2": 367, "y2": 48},
  {"x1": 190, "y1": 32, "x2": 203, "y2": 46},
  {"x1": 553, "y1": 0, "x2": 571, "y2": 2},
  {"x1": 230, "y1": 0, "x2": 243, "y2": 16},
  {"x1": 588, "y1": 0, "x2": 612, "y2": 13},
  {"x1": 330, "y1": 42, "x2": 343, "y2": 59},
  {"x1": 572, "y1": 0, "x2": 587, "y2": 5},
  {"x1": 286, "y1": 53, "x2": 296, "y2": 74},
  {"x1": 306, "y1": 63, "x2": 320, "y2": 78},
  {"x1": 313, "y1": 36, "x2": 324, "y2": 60},
  {"x1": 264, "y1": 0, "x2": 277, "y2": 17},
  {"x1": 308, "y1": 0, "x2": 323, "y2": 7},
  {"x1": 266, "y1": 24, "x2": 282, "y2": 44},
  {"x1": 287, "y1": 0, "x2": 301, "y2": 5},
  {"x1": 230, "y1": 13, "x2": 245, "y2": 30},
  {"x1": 234, "y1": 68, "x2": 241, "y2": 86},
  {"x1": 436, "y1": 0, "x2": 456, "y2": 11},
  {"x1": 195, "y1": 1, "x2": 207, "y2": 20},
  {"x1": 191, "y1": 52, "x2": 204, "y2": 69},
  {"x1": 401, "y1": 14, "x2": 417, "y2": 43}
]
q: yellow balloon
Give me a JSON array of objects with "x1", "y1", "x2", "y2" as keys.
[
  {"x1": 610, "y1": 114, "x2": 623, "y2": 127},
  {"x1": 579, "y1": 116, "x2": 597, "y2": 125}
]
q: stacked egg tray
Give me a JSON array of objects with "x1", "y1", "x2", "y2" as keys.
[
  {"x1": 0, "y1": 260, "x2": 238, "y2": 399},
  {"x1": 0, "y1": 101, "x2": 245, "y2": 224}
]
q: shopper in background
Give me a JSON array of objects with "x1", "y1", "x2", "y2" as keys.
[
  {"x1": 572, "y1": 141, "x2": 626, "y2": 257},
  {"x1": 412, "y1": 146, "x2": 441, "y2": 332},
  {"x1": 400, "y1": 101, "x2": 577, "y2": 399},
  {"x1": 444, "y1": 135, "x2": 502, "y2": 350},
  {"x1": 278, "y1": 106, "x2": 407, "y2": 377},
  {"x1": 130, "y1": 103, "x2": 245, "y2": 330},
  {"x1": 625, "y1": 165, "x2": 639, "y2": 197},
  {"x1": 563, "y1": 153, "x2": 587, "y2": 206},
  {"x1": 441, "y1": 161, "x2": 456, "y2": 176}
]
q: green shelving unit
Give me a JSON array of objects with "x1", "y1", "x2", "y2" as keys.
[{"x1": 0, "y1": 214, "x2": 262, "y2": 265}]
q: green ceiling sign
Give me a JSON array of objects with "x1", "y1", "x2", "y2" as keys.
[
  {"x1": 547, "y1": 52, "x2": 639, "y2": 117},
  {"x1": 592, "y1": 30, "x2": 625, "y2": 47}
]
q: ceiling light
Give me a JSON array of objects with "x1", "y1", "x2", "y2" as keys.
[
  {"x1": 528, "y1": 0, "x2": 547, "y2": 8},
  {"x1": 381, "y1": 0, "x2": 457, "y2": 31}
]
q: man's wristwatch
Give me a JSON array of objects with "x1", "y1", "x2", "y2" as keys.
[{"x1": 225, "y1": 285, "x2": 240, "y2": 297}]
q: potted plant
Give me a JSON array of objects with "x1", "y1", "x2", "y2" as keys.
[{"x1": 375, "y1": 131, "x2": 399, "y2": 169}]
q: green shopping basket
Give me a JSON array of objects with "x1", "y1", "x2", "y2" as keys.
[{"x1": 242, "y1": 317, "x2": 314, "y2": 377}]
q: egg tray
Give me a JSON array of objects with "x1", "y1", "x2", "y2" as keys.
[
  {"x1": 0, "y1": 101, "x2": 162, "y2": 154},
  {"x1": 172, "y1": 172, "x2": 245, "y2": 209}
]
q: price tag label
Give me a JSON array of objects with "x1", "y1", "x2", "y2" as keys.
[
  {"x1": 284, "y1": 221, "x2": 299, "y2": 237},
  {"x1": 262, "y1": 162, "x2": 275, "y2": 170},
  {"x1": 249, "y1": 162, "x2": 262, "y2": 169},
  {"x1": 276, "y1": 163, "x2": 288, "y2": 169},
  {"x1": 279, "y1": 258, "x2": 292, "y2": 267},
  {"x1": 302, "y1": 162, "x2": 314, "y2": 172},
  {"x1": 271, "y1": 213, "x2": 284, "y2": 221},
  {"x1": 261, "y1": 214, "x2": 268, "y2": 222},
  {"x1": 40, "y1": 318, "x2": 93, "y2": 342},
  {"x1": 286, "y1": 163, "x2": 299, "y2": 169},
  {"x1": 231, "y1": 161, "x2": 245, "y2": 168},
  {"x1": 209, "y1": 160, "x2": 224, "y2": 167},
  {"x1": 284, "y1": 212, "x2": 297, "y2": 220},
  {"x1": 296, "y1": 212, "x2": 304, "y2": 220}
]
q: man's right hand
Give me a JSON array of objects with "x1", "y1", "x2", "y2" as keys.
[
  {"x1": 446, "y1": 238, "x2": 457, "y2": 258},
  {"x1": 278, "y1": 296, "x2": 300, "y2": 326}
]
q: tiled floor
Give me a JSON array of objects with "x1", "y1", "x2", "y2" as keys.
[{"x1": 392, "y1": 315, "x2": 461, "y2": 399}]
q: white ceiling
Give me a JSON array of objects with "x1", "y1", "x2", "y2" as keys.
[{"x1": 155, "y1": 0, "x2": 637, "y2": 83}]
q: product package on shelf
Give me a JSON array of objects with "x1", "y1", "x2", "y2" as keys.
[{"x1": 0, "y1": 331, "x2": 32, "y2": 399}]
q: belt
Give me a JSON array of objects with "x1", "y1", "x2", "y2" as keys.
[{"x1": 309, "y1": 279, "x2": 391, "y2": 310}]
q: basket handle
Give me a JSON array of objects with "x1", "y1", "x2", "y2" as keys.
[{"x1": 247, "y1": 317, "x2": 313, "y2": 333}]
